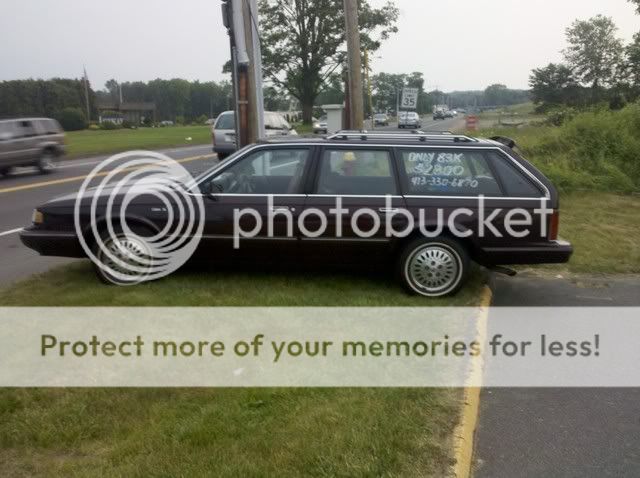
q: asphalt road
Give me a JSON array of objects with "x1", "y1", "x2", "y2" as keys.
[
  {"x1": 365, "y1": 115, "x2": 465, "y2": 133},
  {"x1": 0, "y1": 144, "x2": 218, "y2": 287},
  {"x1": 474, "y1": 273, "x2": 640, "y2": 478}
]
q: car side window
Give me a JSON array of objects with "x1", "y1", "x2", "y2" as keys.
[
  {"x1": 206, "y1": 148, "x2": 309, "y2": 194},
  {"x1": 316, "y1": 149, "x2": 398, "y2": 195},
  {"x1": 489, "y1": 151, "x2": 543, "y2": 198},
  {"x1": 18, "y1": 121, "x2": 36, "y2": 138},
  {"x1": 400, "y1": 149, "x2": 502, "y2": 196}
]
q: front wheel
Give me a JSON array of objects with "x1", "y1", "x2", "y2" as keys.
[
  {"x1": 37, "y1": 150, "x2": 57, "y2": 174},
  {"x1": 397, "y1": 237, "x2": 469, "y2": 297}
]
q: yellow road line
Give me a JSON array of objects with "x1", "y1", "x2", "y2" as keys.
[
  {"x1": 0, "y1": 155, "x2": 213, "y2": 195},
  {"x1": 451, "y1": 285, "x2": 492, "y2": 478}
]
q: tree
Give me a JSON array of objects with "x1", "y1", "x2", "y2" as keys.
[
  {"x1": 56, "y1": 107, "x2": 87, "y2": 131},
  {"x1": 529, "y1": 63, "x2": 579, "y2": 106},
  {"x1": 563, "y1": 15, "x2": 624, "y2": 98},
  {"x1": 259, "y1": 0, "x2": 398, "y2": 123},
  {"x1": 629, "y1": 0, "x2": 640, "y2": 14},
  {"x1": 627, "y1": 33, "x2": 640, "y2": 87}
]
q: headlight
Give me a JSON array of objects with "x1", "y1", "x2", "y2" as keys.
[
  {"x1": 32, "y1": 210, "x2": 44, "y2": 225},
  {"x1": 313, "y1": 123, "x2": 320, "y2": 129}
]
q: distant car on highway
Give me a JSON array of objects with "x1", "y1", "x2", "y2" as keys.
[
  {"x1": 212, "y1": 111, "x2": 298, "y2": 159},
  {"x1": 373, "y1": 113, "x2": 389, "y2": 126},
  {"x1": 0, "y1": 118, "x2": 65, "y2": 176},
  {"x1": 433, "y1": 109, "x2": 447, "y2": 120},
  {"x1": 205, "y1": 118, "x2": 216, "y2": 125},
  {"x1": 313, "y1": 116, "x2": 328, "y2": 134},
  {"x1": 398, "y1": 111, "x2": 422, "y2": 129}
]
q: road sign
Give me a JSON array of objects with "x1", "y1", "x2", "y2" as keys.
[{"x1": 401, "y1": 87, "x2": 419, "y2": 110}]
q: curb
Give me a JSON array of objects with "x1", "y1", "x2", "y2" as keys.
[{"x1": 451, "y1": 285, "x2": 492, "y2": 478}]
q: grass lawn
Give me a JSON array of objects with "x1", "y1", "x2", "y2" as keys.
[
  {"x1": 65, "y1": 126, "x2": 212, "y2": 158},
  {"x1": 0, "y1": 267, "x2": 484, "y2": 477},
  {"x1": 549, "y1": 192, "x2": 640, "y2": 274}
]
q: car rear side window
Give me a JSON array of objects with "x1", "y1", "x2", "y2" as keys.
[
  {"x1": 316, "y1": 149, "x2": 397, "y2": 195},
  {"x1": 489, "y1": 152, "x2": 544, "y2": 198},
  {"x1": 400, "y1": 149, "x2": 502, "y2": 196},
  {"x1": 215, "y1": 113, "x2": 235, "y2": 130}
]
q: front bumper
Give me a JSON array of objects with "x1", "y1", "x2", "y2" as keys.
[
  {"x1": 478, "y1": 239, "x2": 573, "y2": 266},
  {"x1": 20, "y1": 227, "x2": 85, "y2": 258}
]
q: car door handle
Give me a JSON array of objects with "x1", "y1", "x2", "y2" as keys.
[
  {"x1": 270, "y1": 206, "x2": 296, "y2": 213},
  {"x1": 378, "y1": 208, "x2": 399, "y2": 214}
]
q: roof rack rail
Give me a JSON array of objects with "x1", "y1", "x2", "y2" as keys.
[{"x1": 327, "y1": 130, "x2": 477, "y2": 143}]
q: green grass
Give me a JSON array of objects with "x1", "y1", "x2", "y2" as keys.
[
  {"x1": 474, "y1": 102, "x2": 640, "y2": 193},
  {"x1": 0, "y1": 267, "x2": 484, "y2": 477},
  {"x1": 65, "y1": 126, "x2": 212, "y2": 158},
  {"x1": 547, "y1": 192, "x2": 640, "y2": 274}
]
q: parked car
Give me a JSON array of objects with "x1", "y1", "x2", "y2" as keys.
[
  {"x1": 212, "y1": 111, "x2": 298, "y2": 159},
  {"x1": 21, "y1": 131, "x2": 573, "y2": 297},
  {"x1": 398, "y1": 112, "x2": 422, "y2": 129},
  {"x1": 160, "y1": 120, "x2": 174, "y2": 126},
  {"x1": 313, "y1": 116, "x2": 328, "y2": 134},
  {"x1": 373, "y1": 113, "x2": 389, "y2": 126},
  {"x1": 0, "y1": 118, "x2": 65, "y2": 176}
]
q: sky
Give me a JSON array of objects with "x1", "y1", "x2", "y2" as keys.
[{"x1": 0, "y1": 0, "x2": 637, "y2": 92}]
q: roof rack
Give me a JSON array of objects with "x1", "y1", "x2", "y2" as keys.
[{"x1": 326, "y1": 130, "x2": 477, "y2": 143}]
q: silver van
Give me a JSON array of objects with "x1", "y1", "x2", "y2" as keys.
[
  {"x1": 211, "y1": 111, "x2": 297, "y2": 159},
  {"x1": 0, "y1": 118, "x2": 65, "y2": 175}
]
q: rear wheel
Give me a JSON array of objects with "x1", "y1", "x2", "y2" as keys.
[
  {"x1": 37, "y1": 150, "x2": 56, "y2": 174},
  {"x1": 217, "y1": 152, "x2": 229, "y2": 161},
  {"x1": 397, "y1": 237, "x2": 469, "y2": 297},
  {"x1": 0, "y1": 167, "x2": 11, "y2": 177}
]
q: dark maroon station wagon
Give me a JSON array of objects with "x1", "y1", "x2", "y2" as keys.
[{"x1": 21, "y1": 131, "x2": 572, "y2": 297}]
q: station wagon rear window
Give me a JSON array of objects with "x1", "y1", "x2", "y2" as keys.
[{"x1": 400, "y1": 149, "x2": 502, "y2": 196}]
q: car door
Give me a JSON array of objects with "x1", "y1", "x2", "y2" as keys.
[
  {"x1": 12, "y1": 120, "x2": 40, "y2": 164},
  {"x1": 195, "y1": 145, "x2": 313, "y2": 263},
  {"x1": 299, "y1": 146, "x2": 408, "y2": 265}
]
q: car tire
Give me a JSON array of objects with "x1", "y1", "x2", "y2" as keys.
[
  {"x1": 397, "y1": 237, "x2": 469, "y2": 297},
  {"x1": 217, "y1": 153, "x2": 229, "y2": 161},
  {"x1": 0, "y1": 167, "x2": 11, "y2": 177},
  {"x1": 37, "y1": 150, "x2": 56, "y2": 174},
  {"x1": 91, "y1": 224, "x2": 156, "y2": 286}
]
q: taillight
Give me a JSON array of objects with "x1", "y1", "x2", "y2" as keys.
[{"x1": 549, "y1": 210, "x2": 560, "y2": 241}]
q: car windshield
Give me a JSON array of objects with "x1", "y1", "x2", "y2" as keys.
[
  {"x1": 215, "y1": 113, "x2": 235, "y2": 130},
  {"x1": 374, "y1": 114, "x2": 386, "y2": 119}
]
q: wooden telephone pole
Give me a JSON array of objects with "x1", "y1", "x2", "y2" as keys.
[{"x1": 343, "y1": 0, "x2": 364, "y2": 130}]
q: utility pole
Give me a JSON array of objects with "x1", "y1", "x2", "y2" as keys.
[
  {"x1": 343, "y1": 0, "x2": 364, "y2": 130},
  {"x1": 222, "y1": 0, "x2": 264, "y2": 148},
  {"x1": 363, "y1": 50, "x2": 374, "y2": 130},
  {"x1": 82, "y1": 65, "x2": 91, "y2": 122}
]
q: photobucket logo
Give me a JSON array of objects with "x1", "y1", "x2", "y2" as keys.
[
  {"x1": 233, "y1": 195, "x2": 554, "y2": 248},
  {"x1": 74, "y1": 151, "x2": 204, "y2": 285}
]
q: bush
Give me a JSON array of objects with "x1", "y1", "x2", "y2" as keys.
[
  {"x1": 121, "y1": 120, "x2": 133, "y2": 129},
  {"x1": 55, "y1": 107, "x2": 87, "y2": 131},
  {"x1": 88, "y1": 123, "x2": 99, "y2": 131},
  {"x1": 100, "y1": 121, "x2": 121, "y2": 130},
  {"x1": 478, "y1": 102, "x2": 640, "y2": 193}
]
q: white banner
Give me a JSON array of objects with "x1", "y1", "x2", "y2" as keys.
[{"x1": 0, "y1": 307, "x2": 636, "y2": 387}]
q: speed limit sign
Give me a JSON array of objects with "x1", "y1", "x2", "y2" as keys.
[{"x1": 401, "y1": 88, "x2": 419, "y2": 109}]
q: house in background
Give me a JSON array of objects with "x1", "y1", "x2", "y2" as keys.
[{"x1": 96, "y1": 102, "x2": 156, "y2": 124}]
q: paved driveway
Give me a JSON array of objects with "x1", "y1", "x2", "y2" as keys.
[{"x1": 474, "y1": 272, "x2": 640, "y2": 477}]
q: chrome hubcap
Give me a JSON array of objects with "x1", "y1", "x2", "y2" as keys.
[
  {"x1": 100, "y1": 235, "x2": 151, "y2": 281},
  {"x1": 408, "y1": 246, "x2": 459, "y2": 293}
]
